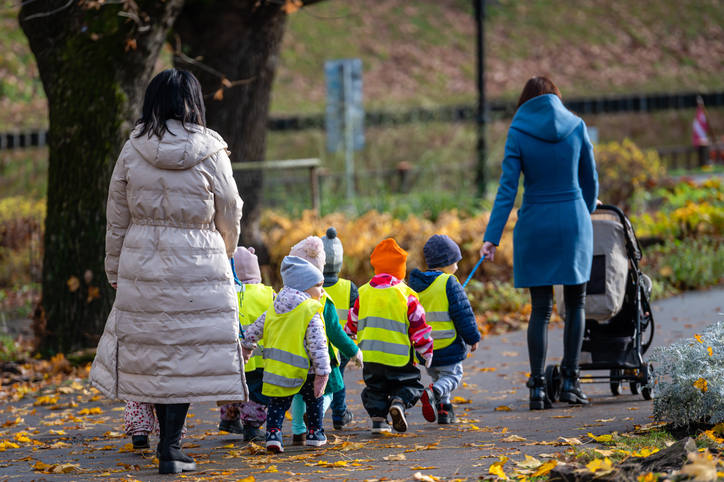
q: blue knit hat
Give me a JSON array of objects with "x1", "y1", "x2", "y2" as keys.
[
  {"x1": 423, "y1": 234, "x2": 462, "y2": 269},
  {"x1": 281, "y1": 256, "x2": 324, "y2": 292}
]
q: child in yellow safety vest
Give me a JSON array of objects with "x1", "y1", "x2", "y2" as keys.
[
  {"x1": 409, "y1": 235, "x2": 481, "y2": 425},
  {"x1": 241, "y1": 256, "x2": 331, "y2": 453},
  {"x1": 219, "y1": 247, "x2": 276, "y2": 442},
  {"x1": 287, "y1": 235, "x2": 363, "y2": 445},
  {"x1": 321, "y1": 227, "x2": 360, "y2": 429},
  {"x1": 346, "y1": 238, "x2": 434, "y2": 434}
]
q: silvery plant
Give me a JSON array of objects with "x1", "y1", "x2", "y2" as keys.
[{"x1": 650, "y1": 321, "x2": 724, "y2": 427}]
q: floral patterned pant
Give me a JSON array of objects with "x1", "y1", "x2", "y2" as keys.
[
  {"x1": 219, "y1": 401, "x2": 267, "y2": 428},
  {"x1": 124, "y1": 401, "x2": 187, "y2": 437}
]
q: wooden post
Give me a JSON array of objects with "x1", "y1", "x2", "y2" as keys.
[
  {"x1": 397, "y1": 161, "x2": 412, "y2": 194},
  {"x1": 310, "y1": 166, "x2": 321, "y2": 213}
]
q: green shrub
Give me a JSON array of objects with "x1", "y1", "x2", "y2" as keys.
[
  {"x1": 595, "y1": 139, "x2": 666, "y2": 211},
  {"x1": 650, "y1": 240, "x2": 724, "y2": 291}
]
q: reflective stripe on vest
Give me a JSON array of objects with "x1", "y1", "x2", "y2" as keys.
[
  {"x1": 417, "y1": 273, "x2": 458, "y2": 350},
  {"x1": 325, "y1": 279, "x2": 352, "y2": 328},
  {"x1": 238, "y1": 283, "x2": 275, "y2": 372},
  {"x1": 357, "y1": 283, "x2": 414, "y2": 367},
  {"x1": 261, "y1": 298, "x2": 322, "y2": 397}
]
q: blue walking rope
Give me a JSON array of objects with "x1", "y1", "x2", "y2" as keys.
[
  {"x1": 462, "y1": 255, "x2": 485, "y2": 288},
  {"x1": 230, "y1": 258, "x2": 246, "y2": 339},
  {"x1": 230, "y1": 258, "x2": 242, "y2": 286}
]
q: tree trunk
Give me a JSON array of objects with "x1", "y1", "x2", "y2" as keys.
[
  {"x1": 173, "y1": 0, "x2": 289, "y2": 265},
  {"x1": 20, "y1": 0, "x2": 183, "y2": 354}
]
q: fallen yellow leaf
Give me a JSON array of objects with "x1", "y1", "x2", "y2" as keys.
[
  {"x1": 681, "y1": 449, "x2": 717, "y2": 481},
  {"x1": 531, "y1": 459, "x2": 558, "y2": 477},
  {"x1": 588, "y1": 432, "x2": 613, "y2": 442},
  {"x1": 262, "y1": 465, "x2": 278, "y2": 473},
  {"x1": 383, "y1": 453, "x2": 406, "y2": 461},
  {"x1": 513, "y1": 454, "x2": 542, "y2": 469},
  {"x1": 586, "y1": 457, "x2": 614, "y2": 474},
  {"x1": 501, "y1": 435, "x2": 526, "y2": 443},
  {"x1": 495, "y1": 405, "x2": 512, "y2": 411}
]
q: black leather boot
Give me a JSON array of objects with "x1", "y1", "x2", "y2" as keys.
[
  {"x1": 526, "y1": 376, "x2": 552, "y2": 410},
  {"x1": 158, "y1": 404, "x2": 196, "y2": 474},
  {"x1": 559, "y1": 367, "x2": 589, "y2": 405}
]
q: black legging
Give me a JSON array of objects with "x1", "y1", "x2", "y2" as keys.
[{"x1": 527, "y1": 283, "x2": 587, "y2": 376}]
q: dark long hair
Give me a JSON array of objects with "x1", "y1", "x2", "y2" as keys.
[
  {"x1": 135, "y1": 68, "x2": 206, "y2": 138},
  {"x1": 516, "y1": 76, "x2": 562, "y2": 111}
]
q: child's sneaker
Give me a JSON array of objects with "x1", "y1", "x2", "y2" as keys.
[
  {"x1": 332, "y1": 409, "x2": 354, "y2": 430},
  {"x1": 218, "y1": 419, "x2": 244, "y2": 434},
  {"x1": 389, "y1": 400, "x2": 408, "y2": 432},
  {"x1": 131, "y1": 435, "x2": 149, "y2": 449},
  {"x1": 292, "y1": 434, "x2": 305, "y2": 446},
  {"x1": 305, "y1": 428, "x2": 327, "y2": 447},
  {"x1": 265, "y1": 428, "x2": 284, "y2": 453},
  {"x1": 420, "y1": 384, "x2": 438, "y2": 422},
  {"x1": 371, "y1": 419, "x2": 391, "y2": 434},
  {"x1": 242, "y1": 425, "x2": 264, "y2": 442},
  {"x1": 437, "y1": 403, "x2": 456, "y2": 424}
]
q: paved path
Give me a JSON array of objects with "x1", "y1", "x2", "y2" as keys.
[{"x1": 1, "y1": 288, "x2": 722, "y2": 481}]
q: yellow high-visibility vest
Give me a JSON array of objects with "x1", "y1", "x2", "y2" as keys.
[
  {"x1": 417, "y1": 273, "x2": 458, "y2": 350},
  {"x1": 238, "y1": 283, "x2": 275, "y2": 372},
  {"x1": 324, "y1": 278, "x2": 352, "y2": 327},
  {"x1": 320, "y1": 291, "x2": 341, "y2": 365},
  {"x1": 261, "y1": 298, "x2": 323, "y2": 397},
  {"x1": 357, "y1": 283, "x2": 416, "y2": 367}
]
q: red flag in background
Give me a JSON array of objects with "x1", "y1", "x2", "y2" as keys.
[{"x1": 692, "y1": 104, "x2": 709, "y2": 147}]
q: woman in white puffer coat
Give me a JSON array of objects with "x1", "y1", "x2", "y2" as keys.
[{"x1": 89, "y1": 69, "x2": 245, "y2": 475}]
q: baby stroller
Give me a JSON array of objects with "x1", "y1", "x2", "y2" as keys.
[{"x1": 546, "y1": 205, "x2": 655, "y2": 401}]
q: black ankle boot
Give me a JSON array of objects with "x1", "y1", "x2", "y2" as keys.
[
  {"x1": 155, "y1": 404, "x2": 165, "y2": 459},
  {"x1": 526, "y1": 376, "x2": 552, "y2": 410},
  {"x1": 158, "y1": 404, "x2": 196, "y2": 474},
  {"x1": 559, "y1": 367, "x2": 589, "y2": 405}
]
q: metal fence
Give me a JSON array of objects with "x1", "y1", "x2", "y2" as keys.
[{"x1": 3, "y1": 90, "x2": 723, "y2": 151}]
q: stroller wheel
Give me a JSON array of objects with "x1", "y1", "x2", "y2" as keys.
[
  {"x1": 626, "y1": 369, "x2": 641, "y2": 395},
  {"x1": 544, "y1": 365, "x2": 561, "y2": 402},
  {"x1": 640, "y1": 363, "x2": 655, "y2": 400},
  {"x1": 610, "y1": 369, "x2": 623, "y2": 396}
]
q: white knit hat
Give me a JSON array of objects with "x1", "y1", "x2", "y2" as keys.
[{"x1": 289, "y1": 236, "x2": 325, "y2": 273}]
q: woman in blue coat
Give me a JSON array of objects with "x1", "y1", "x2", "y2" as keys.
[{"x1": 480, "y1": 77, "x2": 599, "y2": 410}]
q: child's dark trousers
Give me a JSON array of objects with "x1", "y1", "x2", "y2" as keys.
[
  {"x1": 362, "y1": 360, "x2": 424, "y2": 418},
  {"x1": 266, "y1": 375, "x2": 324, "y2": 432}
]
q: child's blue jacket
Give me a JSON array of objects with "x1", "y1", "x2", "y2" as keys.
[{"x1": 409, "y1": 269, "x2": 481, "y2": 367}]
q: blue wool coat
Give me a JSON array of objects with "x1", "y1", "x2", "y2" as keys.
[
  {"x1": 409, "y1": 269, "x2": 481, "y2": 367},
  {"x1": 484, "y1": 94, "x2": 599, "y2": 288}
]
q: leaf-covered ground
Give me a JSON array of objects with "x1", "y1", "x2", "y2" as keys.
[{"x1": 2, "y1": 287, "x2": 723, "y2": 481}]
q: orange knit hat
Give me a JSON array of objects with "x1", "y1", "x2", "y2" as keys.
[{"x1": 370, "y1": 238, "x2": 408, "y2": 280}]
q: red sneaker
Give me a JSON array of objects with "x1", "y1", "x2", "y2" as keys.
[{"x1": 420, "y1": 384, "x2": 438, "y2": 422}]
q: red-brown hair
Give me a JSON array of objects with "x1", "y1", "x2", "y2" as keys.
[{"x1": 516, "y1": 76, "x2": 562, "y2": 110}]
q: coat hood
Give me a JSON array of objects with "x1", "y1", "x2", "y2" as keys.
[
  {"x1": 408, "y1": 268, "x2": 443, "y2": 293},
  {"x1": 511, "y1": 94, "x2": 581, "y2": 143},
  {"x1": 129, "y1": 119, "x2": 228, "y2": 170}
]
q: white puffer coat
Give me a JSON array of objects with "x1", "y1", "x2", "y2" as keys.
[{"x1": 89, "y1": 120, "x2": 248, "y2": 404}]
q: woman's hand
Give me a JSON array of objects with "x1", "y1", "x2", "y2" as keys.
[
  {"x1": 479, "y1": 241, "x2": 497, "y2": 262},
  {"x1": 596, "y1": 199, "x2": 603, "y2": 206},
  {"x1": 110, "y1": 283, "x2": 117, "y2": 290}
]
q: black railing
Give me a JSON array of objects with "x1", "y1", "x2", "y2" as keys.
[{"x1": 3, "y1": 91, "x2": 724, "y2": 149}]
